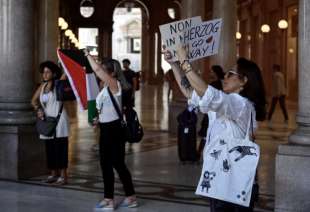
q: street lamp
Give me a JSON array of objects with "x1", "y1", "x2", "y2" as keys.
[
  {"x1": 261, "y1": 24, "x2": 270, "y2": 33},
  {"x1": 236, "y1": 32, "x2": 242, "y2": 40},
  {"x1": 80, "y1": 0, "x2": 95, "y2": 18},
  {"x1": 278, "y1": 19, "x2": 288, "y2": 29}
]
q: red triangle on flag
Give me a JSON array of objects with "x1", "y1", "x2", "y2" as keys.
[{"x1": 57, "y1": 50, "x2": 88, "y2": 110}]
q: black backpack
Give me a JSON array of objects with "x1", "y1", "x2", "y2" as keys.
[
  {"x1": 124, "y1": 108, "x2": 144, "y2": 143},
  {"x1": 108, "y1": 88, "x2": 144, "y2": 143}
]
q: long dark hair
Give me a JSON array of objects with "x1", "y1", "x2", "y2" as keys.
[{"x1": 237, "y1": 58, "x2": 266, "y2": 121}]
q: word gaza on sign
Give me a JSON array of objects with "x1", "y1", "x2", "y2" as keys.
[{"x1": 159, "y1": 16, "x2": 202, "y2": 62}]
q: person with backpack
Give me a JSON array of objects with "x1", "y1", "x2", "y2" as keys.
[{"x1": 84, "y1": 49, "x2": 137, "y2": 210}]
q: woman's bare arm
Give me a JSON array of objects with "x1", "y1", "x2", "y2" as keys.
[
  {"x1": 169, "y1": 62, "x2": 193, "y2": 98},
  {"x1": 175, "y1": 45, "x2": 208, "y2": 97},
  {"x1": 31, "y1": 84, "x2": 43, "y2": 110},
  {"x1": 183, "y1": 64, "x2": 208, "y2": 97},
  {"x1": 84, "y1": 50, "x2": 118, "y2": 92}
]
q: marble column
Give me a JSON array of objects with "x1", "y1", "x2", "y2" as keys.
[
  {"x1": 211, "y1": 0, "x2": 237, "y2": 70},
  {"x1": 180, "y1": 0, "x2": 206, "y2": 75},
  {"x1": 98, "y1": 26, "x2": 112, "y2": 59},
  {"x1": 141, "y1": 12, "x2": 150, "y2": 83},
  {"x1": 0, "y1": 0, "x2": 46, "y2": 179},
  {"x1": 275, "y1": 0, "x2": 310, "y2": 211}
]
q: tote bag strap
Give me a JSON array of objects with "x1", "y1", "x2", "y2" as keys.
[
  {"x1": 245, "y1": 111, "x2": 255, "y2": 141},
  {"x1": 107, "y1": 87, "x2": 124, "y2": 122}
]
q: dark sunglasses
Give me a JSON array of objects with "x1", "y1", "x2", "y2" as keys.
[{"x1": 225, "y1": 70, "x2": 241, "y2": 78}]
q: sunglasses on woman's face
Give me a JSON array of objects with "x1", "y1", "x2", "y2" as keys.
[{"x1": 225, "y1": 70, "x2": 241, "y2": 78}]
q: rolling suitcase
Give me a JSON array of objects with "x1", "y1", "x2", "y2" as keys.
[{"x1": 177, "y1": 108, "x2": 198, "y2": 163}]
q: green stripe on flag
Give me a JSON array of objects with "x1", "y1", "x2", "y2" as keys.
[{"x1": 88, "y1": 100, "x2": 97, "y2": 123}]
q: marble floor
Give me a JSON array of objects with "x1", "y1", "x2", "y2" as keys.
[{"x1": 0, "y1": 83, "x2": 297, "y2": 212}]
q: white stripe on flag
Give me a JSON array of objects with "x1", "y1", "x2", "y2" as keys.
[{"x1": 86, "y1": 73, "x2": 99, "y2": 101}]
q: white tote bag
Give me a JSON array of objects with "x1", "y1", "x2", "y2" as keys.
[{"x1": 195, "y1": 116, "x2": 259, "y2": 207}]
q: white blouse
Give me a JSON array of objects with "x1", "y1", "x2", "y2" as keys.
[
  {"x1": 188, "y1": 86, "x2": 257, "y2": 142},
  {"x1": 96, "y1": 81, "x2": 122, "y2": 123}
]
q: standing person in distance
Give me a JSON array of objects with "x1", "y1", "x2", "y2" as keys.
[
  {"x1": 267, "y1": 64, "x2": 289, "y2": 127},
  {"x1": 122, "y1": 59, "x2": 138, "y2": 110}
]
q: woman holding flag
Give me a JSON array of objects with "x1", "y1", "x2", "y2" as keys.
[{"x1": 83, "y1": 49, "x2": 137, "y2": 210}]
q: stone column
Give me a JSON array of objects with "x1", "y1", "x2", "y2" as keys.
[
  {"x1": 34, "y1": 0, "x2": 59, "y2": 83},
  {"x1": 180, "y1": 0, "x2": 206, "y2": 75},
  {"x1": 275, "y1": 0, "x2": 310, "y2": 211},
  {"x1": 211, "y1": 0, "x2": 237, "y2": 70},
  {"x1": 0, "y1": 0, "x2": 46, "y2": 179},
  {"x1": 98, "y1": 25, "x2": 112, "y2": 58}
]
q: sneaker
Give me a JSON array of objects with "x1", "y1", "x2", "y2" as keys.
[
  {"x1": 43, "y1": 175, "x2": 58, "y2": 184},
  {"x1": 119, "y1": 198, "x2": 138, "y2": 208},
  {"x1": 94, "y1": 199, "x2": 114, "y2": 211},
  {"x1": 53, "y1": 177, "x2": 67, "y2": 185}
]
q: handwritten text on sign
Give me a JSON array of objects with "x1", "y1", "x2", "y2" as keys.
[
  {"x1": 185, "y1": 18, "x2": 222, "y2": 61},
  {"x1": 159, "y1": 18, "x2": 222, "y2": 62},
  {"x1": 159, "y1": 17, "x2": 202, "y2": 61}
]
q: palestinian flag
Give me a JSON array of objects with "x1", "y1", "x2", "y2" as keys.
[{"x1": 57, "y1": 49, "x2": 99, "y2": 123}]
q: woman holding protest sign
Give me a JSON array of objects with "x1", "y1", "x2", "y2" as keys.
[
  {"x1": 83, "y1": 49, "x2": 137, "y2": 210},
  {"x1": 164, "y1": 45, "x2": 266, "y2": 212}
]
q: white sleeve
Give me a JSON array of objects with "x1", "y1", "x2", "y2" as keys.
[
  {"x1": 198, "y1": 85, "x2": 257, "y2": 131},
  {"x1": 187, "y1": 90, "x2": 201, "y2": 108}
]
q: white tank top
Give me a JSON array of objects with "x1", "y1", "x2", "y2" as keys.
[{"x1": 96, "y1": 81, "x2": 122, "y2": 123}]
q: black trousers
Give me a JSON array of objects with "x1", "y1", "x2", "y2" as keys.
[
  {"x1": 268, "y1": 95, "x2": 289, "y2": 121},
  {"x1": 44, "y1": 137, "x2": 68, "y2": 170},
  {"x1": 99, "y1": 120, "x2": 135, "y2": 199}
]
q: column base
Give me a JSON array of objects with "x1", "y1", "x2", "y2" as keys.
[
  {"x1": 0, "y1": 125, "x2": 47, "y2": 180},
  {"x1": 275, "y1": 144, "x2": 310, "y2": 212}
]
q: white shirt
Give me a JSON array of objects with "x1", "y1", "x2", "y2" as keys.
[
  {"x1": 96, "y1": 81, "x2": 122, "y2": 123},
  {"x1": 188, "y1": 86, "x2": 257, "y2": 143},
  {"x1": 39, "y1": 83, "x2": 70, "y2": 139}
]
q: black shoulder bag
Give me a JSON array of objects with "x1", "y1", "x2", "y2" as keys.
[
  {"x1": 36, "y1": 104, "x2": 64, "y2": 137},
  {"x1": 107, "y1": 87, "x2": 144, "y2": 143}
]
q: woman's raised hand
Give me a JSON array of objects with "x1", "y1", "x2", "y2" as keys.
[
  {"x1": 176, "y1": 45, "x2": 189, "y2": 65},
  {"x1": 162, "y1": 45, "x2": 174, "y2": 64}
]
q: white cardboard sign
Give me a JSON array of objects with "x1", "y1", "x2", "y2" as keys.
[
  {"x1": 160, "y1": 17, "x2": 222, "y2": 62},
  {"x1": 159, "y1": 16, "x2": 202, "y2": 61}
]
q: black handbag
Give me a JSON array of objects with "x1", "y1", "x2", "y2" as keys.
[
  {"x1": 107, "y1": 87, "x2": 144, "y2": 143},
  {"x1": 36, "y1": 104, "x2": 63, "y2": 137},
  {"x1": 55, "y1": 80, "x2": 76, "y2": 101}
]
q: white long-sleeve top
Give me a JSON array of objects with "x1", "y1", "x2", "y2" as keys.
[{"x1": 188, "y1": 86, "x2": 257, "y2": 144}]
